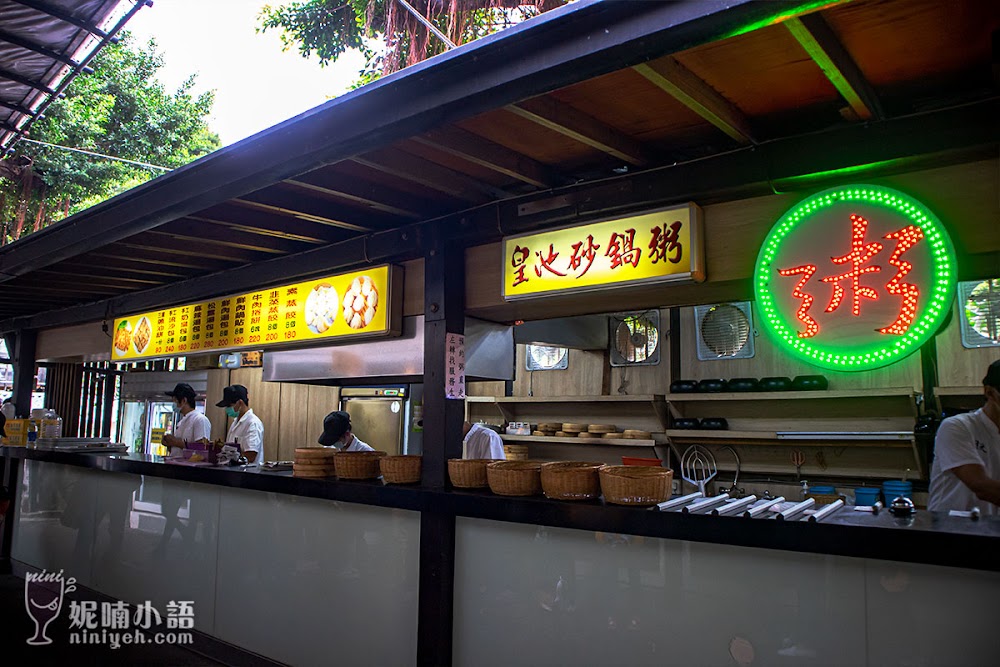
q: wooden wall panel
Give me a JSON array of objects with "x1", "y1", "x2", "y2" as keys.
[
  {"x1": 306, "y1": 385, "x2": 341, "y2": 440},
  {"x1": 935, "y1": 301, "x2": 999, "y2": 389},
  {"x1": 467, "y1": 381, "x2": 504, "y2": 397},
  {"x1": 511, "y1": 346, "x2": 605, "y2": 396},
  {"x1": 205, "y1": 369, "x2": 231, "y2": 441},
  {"x1": 36, "y1": 322, "x2": 111, "y2": 362},
  {"x1": 276, "y1": 383, "x2": 311, "y2": 460},
  {"x1": 401, "y1": 258, "x2": 424, "y2": 317},
  {"x1": 677, "y1": 307, "x2": 922, "y2": 390}
]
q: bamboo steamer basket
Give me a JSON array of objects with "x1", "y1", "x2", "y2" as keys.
[
  {"x1": 601, "y1": 432, "x2": 625, "y2": 439},
  {"x1": 575, "y1": 432, "x2": 599, "y2": 439},
  {"x1": 487, "y1": 460, "x2": 543, "y2": 496},
  {"x1": 503, "y1": 444, "x2": 529, "y2": 461},
  {"x1": 541, "y1": 461, "x2": 603, "y2": 500},
  {"x1": 599, "y1": 465, "x2": 673, "y2": 506},
  {"x1": 294, "y1": 446, "x2": 338, "y2": 461},
  {"x1": 448, "y1": 458, "x2": 493, "y2": 488},
  {"x1": 380, "y1": 455, "x2": 422, "y2": 484},
  {"x1": 537, "y1": 423, "x2": 562, "y2": 432},
  {"x1": 623, "y1": 429, "x2": 652, "y2": 440},
  {"x1": 561, "y1": 423, "x2": 587, "y2": 433},
  {"x1": 553, "y1": 431, "x2": 574, "y2": 438},
  {"x1": 588, "y1": 424, "x2": 615, "y2": 433},
  {"x1": 334, "y1": 451, "x2": 386, "y2": 479}
]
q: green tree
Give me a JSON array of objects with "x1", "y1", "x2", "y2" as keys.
[
  {"x1": 258, "y1": 0, "x2": 565, "y2": 85},
  {"x1": 0, "y1": 32, "x2": 219, "y2": 241}
]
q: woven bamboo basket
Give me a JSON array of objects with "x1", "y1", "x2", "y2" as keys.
[
  {"x1": 487, "y1": 460, "x2": 543, "y2": 496},
  {"x1": 380, "y1": 455, "x2": 422, "y2": 484},
  {"x1": 541, "y1": 461, "x2": 603, "y2": 500},
  {"x1": 334, "y1": 451, "x2": 386, "y2": 479},
  {"x1": 599, "y1": 465, "x2": 673, "y2": 506},
  {"x1": 448, "y1": 458, "x2": 493, "y2": 488},
  {"x1": 503, "y1": 444, "x2": 529, "y2": 460}
]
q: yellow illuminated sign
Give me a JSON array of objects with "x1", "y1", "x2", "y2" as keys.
[
  {"x1": 112, "y1": 265, "x2": 397, "y2": 360},
  {"x1": 501, "y1": 204, "x2": 704, "y2": 300}
]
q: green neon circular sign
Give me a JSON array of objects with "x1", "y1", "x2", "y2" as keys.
[{"x1": 754, "y1": 184, "x2": 956, "y2": 371}]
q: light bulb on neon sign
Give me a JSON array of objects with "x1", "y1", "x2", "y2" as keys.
[{"x1": 754, "y1": 185, "x2": 955, "y2": 371}]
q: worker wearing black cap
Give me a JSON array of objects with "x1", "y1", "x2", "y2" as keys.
[
  {"x1": 162, "y1": 383, "x2": 211, "y2": 455},
  {"x1": 216, "y1": 384, "x2": 264, "y2": 463},
  {"x1": 318, "y1": 410, "x2": 374, "y2": 452},
  {"x1": 929, "y1": 359, "x2": 1000, "y2": 515}
]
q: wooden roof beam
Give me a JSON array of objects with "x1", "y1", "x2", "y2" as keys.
[
  {"x1": 412, "y1": 127, "x2": 562, "y2": 188},
  {"x1": 284, "y1": 170, "x2": 442, "y2": 220},
  {"x1": 633, "y1": 58, "x2": 756, "y2": 144},
  {"x1": 351, "y1": 148, "x2": 507, "y2": 202},
  {"x1": 785, "y1": 12, "x2": 884, "y2": 121},
  {"x1": 507, "y1": 97, "x2": 652, "y2": 166},
  {"x1": 234, "y1": 189, "x2": 396, "y2": 233}
]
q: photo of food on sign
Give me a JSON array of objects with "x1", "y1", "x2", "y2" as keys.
[
  {"x1": 342, "y1": 275, "x2": 378, "y2": 330},
  {"x1": 132, "y1": 316, "x2": 152, "y2": 354},
  {"x1": 304, "y1": 283, "x2": 339, "y2": 334},
  {"x1": 114, "y1": 320, "x2": 132, "y2": 356}
]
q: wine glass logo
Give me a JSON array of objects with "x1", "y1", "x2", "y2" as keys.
[{"x1": 24, "y1": 570, "x2": 76, "y2": 646}]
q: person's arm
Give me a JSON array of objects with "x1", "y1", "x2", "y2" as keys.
[
  {"x1": 162, "y1": 433, "x2": 183, "y2": 448},
  {"x1": 950, "y1": 464, "x2": 1000, "y2": 507}
]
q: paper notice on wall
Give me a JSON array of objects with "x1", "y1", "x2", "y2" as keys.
[{"x1": 445, "y1": 333, "x2": 466, "y2": 400}]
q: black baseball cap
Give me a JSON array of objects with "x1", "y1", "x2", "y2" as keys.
[
  {"x1": 216, "y1": 384, "x2": 249, "y2": 408},
  {"x1": 318, "y1": 410, "x2": 351, "y2": 446},
  {"x1": 984, "y1": 360, "x2": 1000, "y2": 390},
  {"x1": 165, "y1": 383, "x2": 197, "y2": 404}
]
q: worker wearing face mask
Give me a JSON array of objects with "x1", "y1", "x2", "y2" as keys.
[
  {"x1": 161, "y1": 383, "x2": 211, "y2": 455},
  {"x1": 216, "y1": 384, "x2": 264, "y2": 463},
  {"x1": 317, "y1": 410, "x2": 374, "y2": 452}
]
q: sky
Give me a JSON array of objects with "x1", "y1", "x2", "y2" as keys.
[{"x1": 125, "y1": 0, "x2": 366, "y2": 146}]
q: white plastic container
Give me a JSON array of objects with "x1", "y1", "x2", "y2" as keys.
[{"x1": 41, "y1": 409, "x2": 63, "y2": 439}]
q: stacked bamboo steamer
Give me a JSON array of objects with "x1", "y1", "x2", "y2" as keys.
[
  {"x1": 533, "y1": 422, "x2": 561, "y2": 437},
  {"x1": 293, "y1": 447, "x2": 337, "y2": 478},
  {"x1": 529, "y1": 423, "x2": 652, "y2": 440}
]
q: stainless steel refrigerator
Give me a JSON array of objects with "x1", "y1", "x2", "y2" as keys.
[{"x1": 339, "y1": 387, "x2": 408, "y2": 455}]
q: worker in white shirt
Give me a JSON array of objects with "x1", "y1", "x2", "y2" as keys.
[
  {"x1": 216, "y1": 384, "x2": 264, "y2": 463},
  {"x1": 463, "y1": 421, "x2": 506, "y2": 459},
  {"x1": 161, "y1": 383, "x2": 211, "y2": 455},
  {"x1": 929, "y1": 359, "x2": 1000, "y2": 515},
  {"x1": 318, "y1": 410, "x2": 374, "y2": 451}
]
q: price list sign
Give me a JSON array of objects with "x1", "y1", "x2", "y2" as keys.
[{"x1": 112, "y1": 265, "x2": 398, "y2": 360}]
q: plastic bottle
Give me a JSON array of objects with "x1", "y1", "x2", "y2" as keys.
[
  {"x1": 27, "y1": 418, "x2": 38, "y2": 446},
  {"x1": 42, "y1": 409, "x2": 63, "y2": 439}
]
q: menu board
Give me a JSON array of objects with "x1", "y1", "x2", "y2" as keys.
[
  {"x1": 112, "y1": 265, "x2": 396, "y2": 360},
  {"x1": 501, "y1": 204, "x2": 704, "y2": 300}
]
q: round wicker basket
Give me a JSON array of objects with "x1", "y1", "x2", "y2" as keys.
[
  {"x1": 487, "y1": 460, "x2": 543, "y2": 496},
  {"x1": 599, "y1": 465, "x2": 673, "y2": 506},
  {"x1": 448, "y1": 458, "x2": 493, "y2": 488},
  {"x1": 540, "y1": 461, "x2": 603, "y2": 500},
  {"x1": 380, "y1": 455, "x2": 422, "y2": 484},
  {"x1": 334, "y1": 451, "x2": 386, "y2": 479}
]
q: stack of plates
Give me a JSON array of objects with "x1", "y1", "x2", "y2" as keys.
[{"x1": 293, "y1": 447, "x2": 337, "y2": 478}]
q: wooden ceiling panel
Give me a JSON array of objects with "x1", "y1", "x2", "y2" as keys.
[
  {"x1": 454, "y1": 108, "x2": 606, "y2": 167},
  {"x1": 395, "y1": 139, "x2": 526, "y2": 191},
  {"x1": 671, "y1": 24, "x2": 840, "y2": 118},
  {"x1": 543, "y1": 68, "x2": 717, "y2": 145},
  {"x1": 821, "y1": 0, "x2": 999, "y2": 89},
  {"x1": 321, "y1": 160, "x2": 468, "y2": 207}
]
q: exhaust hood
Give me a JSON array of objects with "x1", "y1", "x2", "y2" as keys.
[{"x1": 263, "y1": 316, "x2": 513, "y2": 385}]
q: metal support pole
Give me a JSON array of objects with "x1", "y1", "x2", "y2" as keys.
[
  {"x1": 417, "y1": 229, "x2": 464, "y2": 666},
  {"x1": 9, "y1": 329, "x2": 37, "y2": 417}
]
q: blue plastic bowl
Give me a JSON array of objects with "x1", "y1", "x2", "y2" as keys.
[
  {"x1": 809, "y1": 485, "x2": 837, "y2": 495},
  {"x1": 882, "y1": 481, "x2": 912, "y2": 504},
  {"x1": 855, "y1": 487, "x2": 880, "y2": 506}
]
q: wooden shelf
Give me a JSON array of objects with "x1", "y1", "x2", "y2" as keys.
[
  {"x1": 664, "y1": 388, "x2": 918, "y2": 402},
  {"x1": 663, "y1": 430, "x2": 913, "y2": 448},
  {"x1": 469, "y1": 394, "x2": 664, "y2": 403},
  {"x1": 500, "y1": 434, "x2": 657, "y2": 448}
]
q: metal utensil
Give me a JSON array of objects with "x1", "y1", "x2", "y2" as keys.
[
  {"x1": 682, "y1": 493, "x2": 729, "y2": 514},
  {"x1": 808, "y1": 499, "x2": 844, "y2": 522},
  {"x1": 654, "y1": 491, "x2": 703, "y2": 511},
  {"x1": 791, "y1": 450, "x2": 805, "y2": 481},
  {"x1": 712, "y1": 495, "x2": 758, "y2": 516},
  {"x1": 681, "y1": 445, "x2": 717, "y2": 495}
]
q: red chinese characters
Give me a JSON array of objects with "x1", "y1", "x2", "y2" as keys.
[
  {"x1": 534, "y1": 244, "x2": 567, "y2": 277},
  {"x1": 649, "y1": 221, "x2": 683, "y2": 264},
  {"x1": 605, "y1": 229, "x2": 641, "y2": 269},
  {"x1": 777, "y1": 214, "x2": 925, "y2": 338},
  {"x1": 510, "y1": 245, "x2": 530, "y2": 287},
  {"x1": 568, "y1": 234, "x2": 600, "y2": 277}
]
